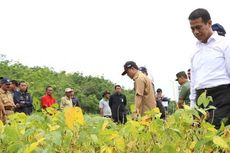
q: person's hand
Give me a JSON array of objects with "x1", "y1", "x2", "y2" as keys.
[
  {"x1": 177, "y1": 102, "x2": 184, "y2": 109},
  {"x1": 132, "y1": 109, "x2": 140, "y2": 121},
  {"x1": 16, "y1": 103, "x2": 20, "y2": 108}
]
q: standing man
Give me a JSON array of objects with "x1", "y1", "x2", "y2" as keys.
[
  {"x1": 0, "y1": 78, "x2": 16, "y2": 123},
  {"x1": 41, "y1": 86, "x2": 57, "y2": 109},
  {"x1": 188, "y1": 8, "x2": 230, "y2": 128},
  {"x1": 175, "y1": 71, "x2": 190, "y2": 108},
  {"x1": 60, "y1": 88, "x2": 73, "y2": 110},
  {"x1": 121, "y1": 61, "x2": 156, "y2": 116},
  {"x1": 99, "y1": 90, "x2": 112, "y2": 118},
  {"x1": 109, "y1": 85, "x2": 127, "y2": 124},
  {"x1": 13, "y1": 81, "x2": 33, "y2": 115}
]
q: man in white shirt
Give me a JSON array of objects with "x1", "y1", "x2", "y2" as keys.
[
  {"x1": 99, "y1": 90, "x2": 112, "y2": 118},
  {"x1": 188, "y1": 8, "x2": 230, "y2": 128}
]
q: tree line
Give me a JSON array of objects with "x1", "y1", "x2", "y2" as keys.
[{"x1": 0, "y1": 55, "x2": 134, "y2": 114}]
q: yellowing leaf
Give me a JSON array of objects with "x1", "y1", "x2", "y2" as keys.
[
  {"x1": 24, "y1": 138, "x2": 45, "y2": 153},
  {"x1": 140, "y1": 115, "x2": 151, "y2": 126},
  {"x1": 109, "y1": 133, "x2": 118, "y2": 140},
  {"x1": 115, "y1": 137, "x2": 125, "y2": 152},
  {"x1": 189, "y1": 141, "x2": 196, "y2": 150},
  {"x1": 48, "y1": 124, "x2": 60, "y2": 131},
  {"x1": 213, "y1": 136, "x2": 229, "y2": 149},
  {"x1": 0, "y1": 120, "x2": 3, "y2": 128},
  {"x1": 100, "y1": 145, "x2": 107, "y2": 153},
  {"x1": 184, "y1": 105, "x2": 191, "y2": 110},
  {"x1": 64, "y1": 107, "x2": 84, "y2": 130},
  {"x1": 153, "y1": 107, "x2": 160, "y2": 113},
  {"x1": 101, "y1": 120, "x2": 109, "y2": 131}
]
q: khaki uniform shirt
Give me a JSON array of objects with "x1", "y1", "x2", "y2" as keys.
[
  {"x1": 60, "y1": 96, "x2": 73, "y2": 110},
  {"x1": 0, "y1": 88, "x2": 15, "y2": 109},
  {"x1": 133, "y1": 71, "x2": 156, "y2": 116},
  {"x1": 0, "y1": 88, "x2": 15, "y2": 121}
]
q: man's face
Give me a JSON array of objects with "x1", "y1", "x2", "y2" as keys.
[
  {"x1": 115, "y1": 86, "x2": 122, "y2": 94},
  {"x1": 176, "y1": 77, "x2": 183, "y2": 85},
  {"x1": 19, "y1": 82, "x2": 27, "y2": 92},
  {"x1": 1, "y1": 83, "x2": 11, "y2": 91},
  {"x1": 156, "y1": 91, "x2": 162, "y2": 98},
  {"x1": 126, "y1": 68, "x2": 135, "y2": 79},
  {"x1": 46, "y1": 87, "x2": 53, "y2": 96},
  {"x1": 190, "y1": 17, "x2": 212, "y2": 43}
]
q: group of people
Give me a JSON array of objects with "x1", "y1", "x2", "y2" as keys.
[
  {"x1": 99, "y1": 85, "x2": 127, "y2": 124},
  {"x1": 0, "y1": 78, "x2": 80, "y2": 123},
  {"x1": 119, "y1": 8, "x2": 230, "y2": 129},
  {"x1": 1, "y1": 8, "x2": 229, "y2": 129}
]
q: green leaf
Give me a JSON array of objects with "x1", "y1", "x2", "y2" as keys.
[
  {"x1": 90, "y1": 134, "x2": 98, "y2": 143},
  {"x1": 197, "y1": 91, "x2": 207, "y2": 106}
]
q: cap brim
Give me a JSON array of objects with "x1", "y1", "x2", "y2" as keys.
[{"x1": 121, "y1": 70, "x2": 127, "y2": 76}]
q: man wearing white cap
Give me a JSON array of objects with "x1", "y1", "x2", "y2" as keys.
[{"x1": 60, "y1": 88, "x2": 73, "y2": 110}]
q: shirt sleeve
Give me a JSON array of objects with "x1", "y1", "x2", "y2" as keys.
[
  {"x1": 99, "y1": 100, "x2": 103, "y2": 108},
  {"x1": 223, "y1": 42, "x2": 230, "y2": 77},
  {"x1": 190, "y1": 68, "x2": 196, "y2": 108},
  {"x1": 134, "y1": 78, "x2": 145, "y2": 96},
  {"x1": 178, "y1": 85, "x2": 189, "y2": 100}
]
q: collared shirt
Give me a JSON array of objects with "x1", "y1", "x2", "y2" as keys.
[
  {"x1": 133, "y1": 71, "x2": 156, "y2": 116},
  {"x1": 190, "y1": 32, "x2": 230, "y2": 105},
  {"x1": 99, "y1": 98, "x2": 112, "y2": 116},
  {"x1": 0, "y1": 88, "x2": 15, "y2": 109},
  {"x1": 41, "y1": 95, "x2": 56, "y2": 109},
  {"x1": 60, "y1": 96, "x2": 73, "y2": 110}
]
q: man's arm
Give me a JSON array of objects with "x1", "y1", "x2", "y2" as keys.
[
  {"x1": 135, "y1": 95, "x2": 143, "y2": 114},
  {"x1": 224, "y1": 43, "x2": 230, "y2": 77}
]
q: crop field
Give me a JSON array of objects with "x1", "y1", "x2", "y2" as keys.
[{"x1": 0, "y1": 106, "x2": 229, "y2": 153}]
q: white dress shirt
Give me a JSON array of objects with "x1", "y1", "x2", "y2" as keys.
[{"x1": 190, "y1": 32, "x2": 230, "y2": 107}]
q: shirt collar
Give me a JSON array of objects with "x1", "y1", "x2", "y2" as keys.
[
  {"x1": 196, "y1": 32, "x2": 219, "y2": 46},
  {"x1": 133, "y1": 71, "x2": 141, "y2": 80}
]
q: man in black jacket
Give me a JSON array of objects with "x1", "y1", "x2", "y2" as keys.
[
  {"x1": 13, "y1": 81, "x2": 33, "y2": 115},
  {"x1": 109, "y1": 85, "x2": 127, "y2": 124}
]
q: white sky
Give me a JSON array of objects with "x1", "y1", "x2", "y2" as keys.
[{"x1": 0, "y1": 0, "x2": 229, "y2": 100}]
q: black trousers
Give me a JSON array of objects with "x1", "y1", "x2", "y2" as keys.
[{"x1": 196, "y1": 84, "x2": 230, "y2": 129}]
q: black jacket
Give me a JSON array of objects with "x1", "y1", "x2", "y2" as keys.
[
  {"x1": 13, "y1": 91, "x2": 33, "y2": 115},
  {"x1": 109, "y1": 93, "x2": 127, "y2": 118}
]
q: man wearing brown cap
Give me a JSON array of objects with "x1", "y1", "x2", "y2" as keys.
[
  {"x1": 122, "y1": 61, "x2": 156, "y2": 116},
  {"x1": 175, "y1": 71, "x2": 190, "y2": 108}
]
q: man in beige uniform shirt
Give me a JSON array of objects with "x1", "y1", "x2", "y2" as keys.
[
  {"x1": 0, "y1": 78, "x2": 16, "y2": 123},
  {"x1": 122, "y1": 61, "x2": 156, "y2": 116}
]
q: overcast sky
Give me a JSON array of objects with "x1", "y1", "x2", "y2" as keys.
[{"x1": 0, "y1": 0, "x2": 229, "y2": 100}]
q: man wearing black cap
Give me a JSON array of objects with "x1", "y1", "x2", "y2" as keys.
[
  {"x1": 0, "y1": 78, "x2": 16, "y2": 123},
  {"x1": 122, "y1": 61, "x2": 156, "y2": 116},
  {"x1": 188, "y1": 8, "x2": 230, "y2": 128}
]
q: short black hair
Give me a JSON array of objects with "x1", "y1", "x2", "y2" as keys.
[
  {"x1": 188, "y1": 8, "x2": 211, "y2": 24},
  {"x1": 46, "y1": 85, "x2": 52, "y2": 91},
  {"x1": 156, "y1": 88, "x2": 162, "y2": 93},
  {"x1": 18, "y1": 81, "x2": 25, "y2": 85},
  {"x1": 115, "y1": 85, "x2": 121, "y2": 89},
  {"x1": 11, "y1": 80, "x2": 19, "y2": 87}
]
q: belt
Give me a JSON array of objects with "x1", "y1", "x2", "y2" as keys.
[{"x1": 196, "y1": 84, "x2": 230, "y2": 94}]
